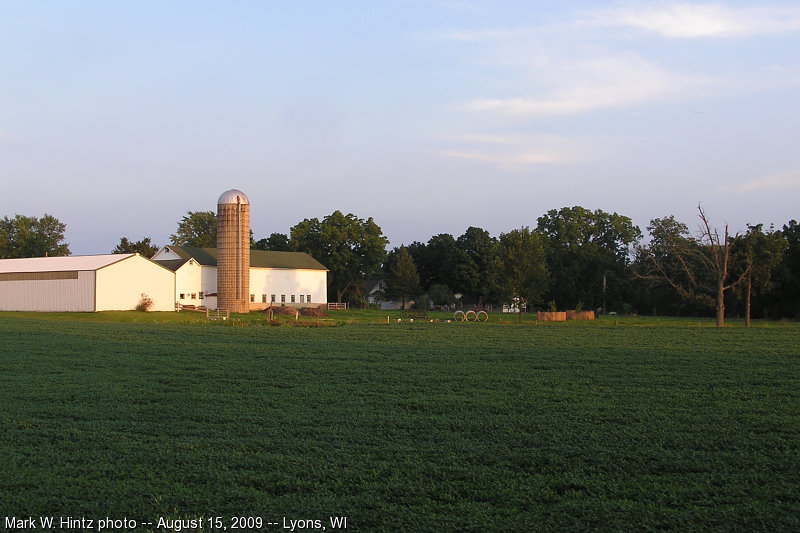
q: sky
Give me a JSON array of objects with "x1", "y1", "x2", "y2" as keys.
[{"x1": 2, "y1": 1, "x2": 799, "y2": 255}]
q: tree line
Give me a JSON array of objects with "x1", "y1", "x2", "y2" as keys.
[{"x1": 3, "y1": 206, "x2": 799, "y2": 324}]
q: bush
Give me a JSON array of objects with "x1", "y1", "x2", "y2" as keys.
[{"x1": 135, "y1": 293, "x2": 153, "y2": 312}]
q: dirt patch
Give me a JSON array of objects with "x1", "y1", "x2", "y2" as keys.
[
  {"x1": 300, "y1": 307, "x2": 329, "y2": 317},
  {"x1": 264, "y1": 306, "x2": 296, "y2": 315}
]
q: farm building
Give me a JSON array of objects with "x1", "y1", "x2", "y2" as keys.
[
  {"x1": 0, "y1": 254, "x2": 175, "y2": 312},
  {"x1": 151, "y1": 246, "x2": 328, "y2": 310}
]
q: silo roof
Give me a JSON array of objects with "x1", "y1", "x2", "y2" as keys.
[{"x1": 218, "y1": 189, "x2": 249, "y2": 205}]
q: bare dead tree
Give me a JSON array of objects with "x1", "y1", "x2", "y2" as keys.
[
  {"x1": 637, "y1": 205, "x2": 748, "y2": 327},
  {"x1": 696, "y1": 205, "x2": 749, "y2": 326}
]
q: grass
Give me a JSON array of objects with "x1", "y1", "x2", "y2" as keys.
[{"x1": 1, "y1": 312, "x2": 798, "y2": 531}]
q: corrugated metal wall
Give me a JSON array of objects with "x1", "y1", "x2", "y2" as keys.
[{"x1": 0, "y1": 271, "x2": 95, "y2": 311}]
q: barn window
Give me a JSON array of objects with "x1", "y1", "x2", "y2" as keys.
[
  {"x1": 191, "y1": 293, "x2": 196, "y2": 299},
  {"x1": 291, "y1": 295, "x2": 296, "y2": 303},
  {"x1": 261, "y1": 294, "x2": 267, "y2": 303},
  {"x1": 199, "y1": 292, "x2": 204, "y2": 299},
  {"x1": 299, "y1": 295, "x2": 305, "y2": 303},
  {"x1": 180, "y1": 293, "x2": 186, "y2": 299},
  {"x1": 307, "y1": 294, "x2": 311, "y2": 303},
  {"x1": 250, "y1": 294, "x2": 255, "y2": 302},
  {"x1": 281, "y1": 295, "x2": 286, "y2": 303},
  {"x1": 271, "y1": 294, "x2": 276, "y2": 303}
]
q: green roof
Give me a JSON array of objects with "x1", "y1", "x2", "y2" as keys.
[
  {"x1": 154, "y1": 258, "x2": 190, "y2": 272},
  {"x1": 164, "y1": 247, "x2": 327, "y2": 271}
]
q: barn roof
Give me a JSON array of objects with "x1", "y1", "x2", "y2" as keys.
[
  {"x1": 0, "y1": 254, "x2": 135, "y2": 273},
  {"x1": 162, "y1": 247, "x2": 328, "y2": 271},
  {"x1": 153, "y1": 258, "x2": 190, "y2": 272}
]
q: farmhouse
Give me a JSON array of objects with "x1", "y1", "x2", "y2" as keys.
[
  {"x1": 151, "y1": 246, "x2": 328, "y2": 310},
  {"x1": 0, "y1": 254, "x2": 175, "y2": 312}
]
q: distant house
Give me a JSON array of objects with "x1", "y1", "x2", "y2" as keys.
[
  {"x1": 365, "y1": 279, "x2": 414, "y2": 310},
  {"x1": 365, "y1": 279, "x2": 386, "y2": 306},
  {"x1": 152, "y1": 246, "x2": 328, "y2": 310},
  {"x1": 0, "y1": 254, "x2": 175, "y2": 312}
]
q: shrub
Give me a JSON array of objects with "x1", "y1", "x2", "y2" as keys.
[{"x1": 135, "y1": 293, "x2": 154, "y2": 312}]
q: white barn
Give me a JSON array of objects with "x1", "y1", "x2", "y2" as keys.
[
  {"x1": 0, "y1": 254, "x2": 175, "y2": 312},
  {"x1": 151, "y1": 246, "x2": 328, "y2": 310}
]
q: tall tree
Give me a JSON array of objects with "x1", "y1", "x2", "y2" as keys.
[
  {"x1": 384, "y1": 246, "x2": 420, "y2": 309},
  {"x1": 170, "y1": 211, "x2": 217, "y2": 248},
  {"x1": 426, "y1": 233, "x2": 461, "y2": 293},
  {"x1": 633, "y1": 215, "x2": 709, "y2": 315},
  {"x1": 290, "y1": 211, "x2": 388, "y2": 303},
  {"x1": 537, "y1": 207, "x2": 641, "y2": 312},
  {"x1": 112, "y1": 237, "x2": 158, "y2": 256},
  {"x1": 454, "y1": 227, "x2": 497, "y2": 306},
  {"x1": 770, "y1": 220, "x2": 800, "y2": 319},
  {"x1": 732, "y1": 224, "x2": 787, "y2": 325},
  {"x1": 0, "y1": 214, "x2": 70, "y2": 258},
  {"x1": 495, "y1": 227, "x2": 549, "y2": 322}
]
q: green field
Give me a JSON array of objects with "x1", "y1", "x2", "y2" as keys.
[{"x1": 1, "y1": 312, "x2": 799, "y2": 532}]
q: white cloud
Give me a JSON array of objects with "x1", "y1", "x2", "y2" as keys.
[
  {"x1": 589, "y1": 3, "x2": 800, "y2": 39},
  {"x1": 456, "y1": 52, "x2": 707, "y2": 116}
]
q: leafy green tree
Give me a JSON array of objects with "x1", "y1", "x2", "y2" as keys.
[
  {"x1": 633, "y1": 215, "x2": 710, "y2": 315},
  {"x1": 428, "y1": 283, "x2": 455, "y2": 309},
  {"x1": 427, "y1": 234, "x2": 461, "y2": 292},
  {"x1": 770, "y1": 220, "x2": 800, "y2": 318},
  {"x1": 454, "y1": 227, "x2": 497, "y2": 306},
  {"x1": 732, "y1": 224, "x2": 787, "y2": 325},
  {"x1": 0, "y1": 214, "x2": 70, "y2": 258},
  {"x1": 384, "y1": 246, "x2": 420, "y2": 309},
  {"x1": 406, "y1": 234, "x2": 462, "y2": 293},
  {"x1": 537, "y1": 206, "x2": 641, "y2": 312},
  {"x1": 290, "y1": 211, "x2": 388, "y2": 303},
  {"x1": 253, "y1": 232, "x2": 291, "y2": 251},
  {"x1": 112, "y1": 237, "x2": 158, "y2": 256},
  {"x1": 495, "y1": 227, "x2": 549, "y2": 322},
  {"x1": 170, "y1": 211, "x2": 217, "y2": 248}
]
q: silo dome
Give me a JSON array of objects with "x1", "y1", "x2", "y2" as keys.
[{"x1": 218, "y1": 189, "x2": 250, "y2": 205}]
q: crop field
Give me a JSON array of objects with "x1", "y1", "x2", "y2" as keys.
[{"x1": 1, "y1": 312, "x2": 799, "y2": 532}]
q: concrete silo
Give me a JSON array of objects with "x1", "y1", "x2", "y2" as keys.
[{"x1": 217, "y1": 189, "x2": 250, "y2": 313}]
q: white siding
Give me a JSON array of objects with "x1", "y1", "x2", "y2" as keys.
[
  {"x1": 151, "y1": 247, "x2": 183, "y2": 261},
  {"x1": 95, "y1": 255, "x2": 175, "y2": 312},
  {"x1": 249, "y1": 268, "x2": 327, "y2": 309},
  {"x1": 175, "y1": 260, "x2": 203, "y2": 306},
  {"x1": 0, "y1": 271, "x2": 95, "y2": 312}
]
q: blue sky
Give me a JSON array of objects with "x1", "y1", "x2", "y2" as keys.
[{"x1": 2, "y1": 1, "x2": 799, "y2": 254}]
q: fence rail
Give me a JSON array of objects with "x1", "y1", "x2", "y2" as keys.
[{"x1": 327, "y1": 303, "x2": 348, "y2": 310}]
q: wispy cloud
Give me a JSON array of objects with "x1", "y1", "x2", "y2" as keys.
[
  {"x1": 588, "y1": 3, "x2": 800, "y2": 39},
  {"x1": 456, "y1": 52, "x2": 707, "y2": 116},
  {"x1": 722, "y1": 170, "x2": 800, "y2": 193},
  {"x1": 436, "y1": 133, "x2": 588, "y2": 168},
  {"x1": 431, "y1": 3, "x2": 800, "y2": 121}
]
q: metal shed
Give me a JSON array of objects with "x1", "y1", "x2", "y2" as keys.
[{"x1": 0, "y1": 254, "x2": 175, "y2": 312}]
